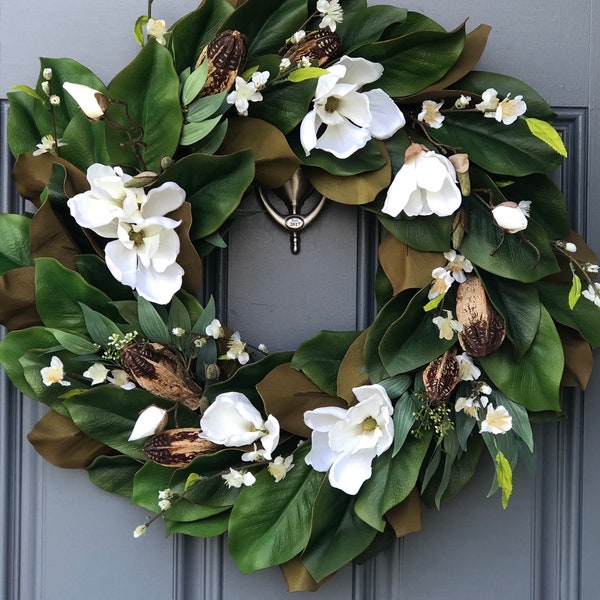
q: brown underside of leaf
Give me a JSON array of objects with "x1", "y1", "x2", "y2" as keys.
[
  {"x1": 168, "y1": 203, "x2": 202, "y2": 296},
  {"x1": 385, "y1": 488, "x2": 423, "y2": 538},
  {"x1": 336, "y1": 329, "x2": 370, "y2": 404},
  {"x1": 0, "y1": 266, "x2": 41, "y2": 330},
  {"x1": 280, "y1": 557, "x2": 332, "y2": 593},
  {"x1": 558, "y1": 325, "x2": 594, "y2": 389}
]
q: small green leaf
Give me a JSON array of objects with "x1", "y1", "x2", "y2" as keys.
[
  {"x1": 182, "y1": 59, "x2": 209, "y2": 105},
  {"x1": 137, "y1": 296, "x2": 171, "y2": 344},
  {"x1": 88, "y1": 455, "x2": 141, "y2": 499},
  {"x1": 526, "y1": 118, "x2": 567, "y2": 157},
  {"x1": 180, "y1": 116, "x2": 222, "y2": 145},
  {"x1": 134, "y1": 15, "x2": 149, "y2": 46},
  {"x1": 423, "y1": 294, "x2": 444, "y2": 312},
  {"x1": 46, "y1": 328, "x2": 99, "y2": 355},
  {"x1": 0, "y1": 214, "x2": 33, "y2": 275},
  {"x1": 568, "y1": 271, "x2": 582, "y2": 309},
  {"x1": 287, "y1": 67, "x2": 329, "y2": 82},
  {"x1": 10, "y1": 84, "x2": 45, "y2": 102},
  {"x1": 186, "y1": 90, "x2": 228, "y2": 122},
  {"x1": 495, "y1": 451, "x2": 513, "y2": 509},
  {"x1": 392, "y1": 393, "x2": 420, "y2": 456},
  {"x1": 79, "y1": 303, "x2": 124, "y2": 346}
]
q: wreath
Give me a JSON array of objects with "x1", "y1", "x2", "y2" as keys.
[{"x1": 2, "y1": 0, "x2": 599, "y2": 592}]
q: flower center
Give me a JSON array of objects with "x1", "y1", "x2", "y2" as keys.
[
  {"x1": 361, "y1": 416, "x2": 378, "y2": 432},
  {"x1": 324, "y1": 96, "x2": 340, "y2": 113},
  {"x1": 129, "y1": 229, "x2": 145, "y2": 246}
]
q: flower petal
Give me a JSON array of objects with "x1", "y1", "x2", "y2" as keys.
[
  {"x1": 363, "y1": 89, "x2": 406, "y2": 139},
  {"x1": 329, "y1": 448, "x2": 377, "y2": 495},
  {"x1": 143, "y1": 182, "x2": 186, "y2": 218},
  {"x1": 337, "y1": 56, "x2": 383, "y2": 87},
  {"x1": 314, "y1": 119, "x2": 371, "y2": 159},
  {"x1": 135, "y1": 262, "x2": 184, "y2": 305}
]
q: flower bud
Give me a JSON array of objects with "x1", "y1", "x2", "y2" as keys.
[
  {"x1": 43, "y1": 68, "x2": 53, "y2": 81},
  {"x1": 491, "y1": 201, "x2": 529, "y2": 233},
  {"x1": 63, "y1": 82, "x2": 109, "y2": 120},
  {"x1": 129, "y1": 405, "x2": 168, "y2": 441},
  {"x1": 124, "y1": 171, "x2": 159, "y2": 188}
]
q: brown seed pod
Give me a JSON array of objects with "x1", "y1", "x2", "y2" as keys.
[
  {"x1": 283, "y1": 29, "x2": 342, "y2": 67},
  {"x1": 143, "y1": 428, "x2": 220, "y2": 467},
  {"x1": 120, "y1": 342, "x2": 202, "y2": 410},
  {"x1": 195, "y1": 30, "x2": 248, "y2": 97},
  {"x1": 423, "y1": 348, "x2": 460, "y2": 405},
  {"x1": 455, "y1": 275, "x2": 506, "y2": 357}
]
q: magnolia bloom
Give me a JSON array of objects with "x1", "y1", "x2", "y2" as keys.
[
  {"x1": 456, "y1": 352, "x2": 481, "y2": 381},
  {"x1": 317, "y1": 0, "x2": 344, "y2": 31},
  {"x1": 444, "y1": 250, "x2": 473, "y2": 283},
  {"x1": 226, "y1": 77, "x2": 264, "y2": 116},
  {"x1": 582, "y1": 283, "x2": 600, "y2": 307},
  {"x1": 128, "y1": 405, "x2": 168, "y2": 441},
  {"x1": 33, "y1": 134, "x2": 65, "y2": 156},
  {"x1": 83, "y1": 363, "x2": 110, "y2": 385},
  {"x1": 429, "y1": 267, "x2": 453, "y2": 300},
  {"x1": 300, "y1": 56, "x2": 405, "y2": 159},
  {"x1": 223, "y1": 468, "x2": 256, "y2": 488},
  {"x1": 480, "y1": 404, "x2": 513, "y2": 434},
  {"x1": 40, "y1": 356, "x2": 70, "y2": 387},
  {"x1": 107, "y1": 369, "x2": 136, "y2": 390},
  {"x1": 304, "y1": 384, "x2": 394, "y2": 495},
  {"x1": 432, "y1": 310, "x2": 463, "y2": 340},
  {"x1": 146, "y1": 18, "x2": 168, "y2": 45},
  {"x1": 63, "y1": 82, "x2": 109, "y2": 120},
  {"x1": 226, "y1": 332, "x2": 250, "y2": 364},
  {"x1": 476, "y1": 88, "x2": 526, "y2": 124},
  {"x1": 492, "y1": 200, "x2": 531, "y2": 233},
  {"x1": 268, "y1": 455, "x2": 295, "y2": 482},
  {"x1": 382, "y1": 144, "x2": 462, "y2": 218},
  {"x1": 205, "y1": 319, "x2": 224, "y2": 339},
  {"x1": 418, "y1": 100, "x2": 445, "y2": 129},
  {"x1": 199, "y1": 392, "x2": 280, "y2": 459}
]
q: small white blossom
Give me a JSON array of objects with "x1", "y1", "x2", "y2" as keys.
[
  {"x1": 222, "y1": 468, "x2": 256, "y2": 488},
  {"x1": 158, "y1": 499, "x2": 171, "y2": 511},
  {"x1": 227, "y1": 332, "x2": 250, "y2": 365},
  {"x1": 226, "y1": 77, "x2": 263, "y2": 116},
  {"x1": 584, "y1": 263, "x2": 599, "y2": 273},
  {"x1": 290, "y1": 30, "x2": 306, "y2": 44},
  {"x1": 444, "y1": 250, "x2": 473, "y2": 283},
  {"x1": 582, "y1": 283, "x2": 600, "y2": 307},
  {"x1": 33, "y1": 134, "x2": 65, "y2": 157},
  {"x1": 454, "y1": 95, "x2": 471, "y2": 109},
  {"x1": 43, "y1": 67, "x2": 53, "y2": 81},
  {"x1": 455, "y1": 394, "x2": 489, "y2": 419},
  {"x1": 205, "y1": 319, "x2": 224, "y2": 339},
  {"x1": 83, "y1": 363, "x2": 110, "y2": 385},
  {"x1": 147, "y1": 18, "x2": 168, "y2": 45},
  {"x1": 128, "y1": 405, "x2": 168, "y2": 441},
  {"x1": 193, "y1": 337, "x2": 207, "y2": 348},
  {"x1": 475, "y1": 88, "x2": 499, "y2": 116},
  {"x1": 279, "y1": 57, "x2": 291, "y2": 71},
  {"x1": 317, "y1": 0, "x2": 344, "y2": 32},
  {"x1": 268, "y1": 455, "x2": 295, "y2": 482},
  {"x1": 41, "y1": 81, "x2": 51, "y2": 96},
  {"x1": 158, "y1": 489, "x2": 173, "y2": 500},
  {"x1": 480, "y1": 404, "x2": 513, "y2": 434},
  {"x1": 241, "y1": 444, "x2": 267, "y2": 462},
  {"x1": 49, "y1": 95, "x2": 60, "y2": 106},
  {"x1": 495, "y1": 93, "x2": 527, "y2": 125},
  {"x1": 299, "y1": 56, "x2": 312, "y2": 68},
  {"x1": 429, "y1": 267, "x2": 453, "y2": 300},
  {"x1": 432, "y1": 310, "x2": 463, "y2": 340},
  {"x1": 418, "y1": 100, "x2": 445, "y2": 129},
  {"x1": 133, "y1": 525, "x2": 147, "y2": 538},
  {"x1": 251, "y1": 70, "x2": 270, "y2": 90},
  {"x1": 171, "y1": 327, "x2": 186, "y2": 337},
  {"x1": 258, "y1": 343, "x2": 269, "y2": 354},
  {"x1": 107, "y1": 369, "x2": 136, "y2": 390},
  {"x1": 40, "y1": 356, "x2": 71, "y2": 387},
  {"x1": 456, "y1": 353, "x2": 481, "y2": 381}
]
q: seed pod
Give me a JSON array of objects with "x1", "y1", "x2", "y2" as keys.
[
  {"x1": 143, "y1": 428, "x2": 220, "y2": 467},
  {"x1": 121, "y1": 342, "x2": 202, "y2": 410},
  {"x1": 283, "y1": 29, "x2": 342, "y2": 66},
  {"x1": 455, "y1": 275, "x2": 506, "y2": 357},
  {"x1": 195, "y1": 30, "x2": 248, "y2": 97},
  {"x1": 423, "y1": 348, "x2": 460, "y2": 405}
]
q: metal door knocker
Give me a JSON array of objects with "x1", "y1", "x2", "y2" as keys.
[{"x1": 257, "y1": 168, "x2": 327, "y2": 255}]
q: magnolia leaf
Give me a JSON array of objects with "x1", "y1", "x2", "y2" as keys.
[
  {"x1": 0, "y1": 214, "x2": 33, "y2": 275},
  {"x1": 133, "y1": 15, "x2": 149, "y2": 46},
  {"x1": 132, "y1": 461, "x2": 179, "y2": 512},
  {"x1": 384, "y1": 488, "x2": 422, "y2": 538},
  {"x1": 526, "y1": 118, "x2": 568, "y2": 157},
  {"x1": 182, "y1": 59, "x2": 209, "y2": 105},
  {"x1": 480, "y1": 306, "x2": 563, "y2": 412},
  {"x1": 280, "y1": 558, "x2": 324, "y2": 593},
  {"x1": 218, "y1": 117, "x2": 301, "y2": 188},
  {"x1": 27, "y1": 409, "x2": 111, "y2": 468},
  {"x1": 558, "y1": 325, "x2": 594, "y2": 389},
  {"x1": 495, "y1": 451, "x2": 513, "y2": 509},
  {"x1": 75, "y1": 255, "x2": 134, "y2": 301},
  {"x1": 161, "y1": 497, "x2": 229, "y2": 523},
  {"x1": 7, "y1": 91, "x2": 41, "y2": 159},
  {"x1": 228, "y1": 446, "x2": 324, "y2": 573},
  {"x1": 568, "y1": 272, "x2": 582, "y2": 309},
  {"x1": 291, "y1": 330, "x2": 361, "y2": 396},
  {"x1": 0, "y1": 266, "x2": 41, "y2": 330},
  {"x1": 336, "y1": 330, "x2": 370, "y2": 404},
  {"x1": 87, "y1": 455, "x2": 141, "y2": 499},
  {"x1": 10, "y1": 84, "x2": 45, "y2": 102},
  {"x1": 257, "y1": 363, "x2": 345, "y2": 437},
  {"x1": 287, "y1": 67, "x2": 329, "y2": 82},
  {"x1": 164, "y1": 512, "x2": 230, "y2": 538}
]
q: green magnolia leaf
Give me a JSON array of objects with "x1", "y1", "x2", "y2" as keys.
[
  {"x1": 132, "y1": 461, "x2": 177, "y2": 511},
  {"x1": 480, "y1": 306, "x2": 563, "y2": 411},
  {"x1": 537, "y1": 281, "x2": 600, "y2": 348},
  {"x1": 106, "y1": 40, "x2": 182, "y2": 172},
  {"x1": 228, "y1": 446, "x2": 324, "y2": 573},
  {"x1": 180, "y1": 116, "x2": 223, "y2": 145},
  {"x1": 492, "y1": 391, "x2": 534, "y2": 453},
  {"x1": 569, "y1": 272, "x2": 582, "y2": 309},
  {"x1": 379, "y1": 288, "x2": 456, "y2": 376},
  {"x1": 495, "y1": 451, "x2": 513, "y2": 509},
  {"x1": 137, "y1": 296, "x2": 171, "y2": 344},
  {"x1": 79, "y1": 303, "x2": 124, "y2": 347},
  {"x1": 0, "y1": 214, "x2": 33, "y2": 275},
  {"x1": 7, "y1": 91, "x2": 41, "y2": 158},
  {"x1": 35, "y1": 258, "x2": 121, "y2": 335},
  {"x1": 182, "y1": 59, "x2": 209, "y2": 105},
  {"x1": 526, "y1": 118, "x2": 567, "y2": 157},
  {"x1": 300, "y1": 483, "x2": 378, "y2": 582},
  {"x1": 287, "y1": 67, "x2": 329, "y2": 82},
  {"x1": 355, "y1": 432, "x2": 431, "y2": 531},
  {"x1": 75, "y1": 255, "x2": 135, "y2": 301},
  {"x1": 164, "y1": 512, "x2": 229, "y2": 537},
  {"x1": 291, "y1": 330, "x2": 361, "y2": 397},
  {"x1": 60, "y1": 111, "x2": 110, "y2": 171},
  {"x1": 154, "y1": 152, "x2": 254, "y2": 240},
  {"x1": 354, "y1": 25, "x2": 465, "y2": 97},
  {"x1": 87, "y1": 455, "x2": 141, "y2": 499},
  {"x1": 11, "y1": 84, "x2": 45, "y2": 102}
]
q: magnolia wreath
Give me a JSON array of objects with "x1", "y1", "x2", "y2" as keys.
[{"x1": 2, "y1": 0, "x2": 599, "y2": 592}]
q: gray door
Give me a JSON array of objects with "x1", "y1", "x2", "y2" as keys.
[{"x1": 1, "y1": 0, "x2": 599, "y2": 598}]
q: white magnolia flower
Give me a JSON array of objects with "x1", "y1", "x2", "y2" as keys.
[
  {"x1": 133, "y1": 525, "x2": 147, "y2": 538},
  {"x1": 300, "y1": 55, "x2": 405, "y2": 159},
  {"x1": 317, "y1": 0, "x2": 344, "y2": 31},
  {"x1": 475, "y1": 88, "x2": 499, "y2": 116},
  {"x1": 492, "y1": 200, "x2": 531, "y2": 233},
  {"x1": 454, "y1": 95, "x2": 471, "y2": 109},
  {"x1": 226, "y1": 77, "x2": 263, "y2": 116},
  {"x1": 147, "y1": 18, "x2": 168, "y2": 45},
  {"x1": 223, "y1": 468, "x2": 256, "y2": 488},
  {"x1": 268, "y1": 455, "x2": 295, "y2": 482},
  {"x1": 63, "y1": 82, "x2": 108, "y2": 120},
  {"x1": 33, "y1": 134, "x2": 65, "y2": 156},
  {"x1": 304, "y1": 384, "x2": 394, "y2": 495},
  {"x1": 107, "y1": 369, "x2": 136, "y2": 390},
  {"x1": 382, "y1": 143, "x2": 462, "y2": 218},
  {"x1": 418, "y1": 100, "x2": 445, "y2": 129},
  {"x1": 205, "y1": 319, "x2": 224, "y2": 339},
  {"x1": 428, "y1": 267, "x2": 453, "y2": 300},
  {"x1": 432, "y1": 310, "x2": 463, "y2": 340},
  {"x1": 226, "y1": 331, "x2": 250, "y2": 364},
  {"x1": 480, "y1": 404, "x2": 513, "y2": 434},
  {"x1": 444, "y1": 250, "x2": 473, "y2": 283},
  {"x1": 199, "y1": 392, "x2": 280, "y2": 459},
  {"x1": 128, "y1": 405, "x2": 168, "y2": 441},
  {"x1": 40, "y1": 356, "x2": 70, "y2": 387},
  {"x1": 582, "y1": 283, "x2": 600, "y2": 307},
  {"x1": 83, "y1": 363, "x2": 109, "y2": 385},
  {"x1": 456, "y1": 352, "x2": 481, "y2": 381},
  {"x1": 494, "y1": 93, "x2": 527, "y2": 125}
]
